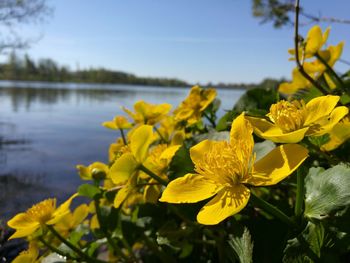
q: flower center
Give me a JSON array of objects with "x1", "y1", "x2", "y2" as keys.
[
  {"x1": 195, "y1": 141, "x2": 246, "y2": 185},
  {"x1": 26, "y1": 198, "x2": 56, "y2": 224},
  {"x1": 267, "y1": 100, "x2": 306, "y2": 132}
]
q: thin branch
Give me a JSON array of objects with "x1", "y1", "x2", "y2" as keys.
[{"x1": 294, "y1": 0, "x2": 328, "y2": 95}]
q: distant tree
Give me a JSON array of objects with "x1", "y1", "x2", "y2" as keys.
[
  {"x1": 252, "y1": 0, "x2": 350, "y2": 28},
  {"x1": 0, "y1": 0, "x2": 52, "y2": 53}
]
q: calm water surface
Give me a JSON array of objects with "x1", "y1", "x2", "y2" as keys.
[{"x1": 0, "y1": 80, "x2": 244, "y2": 218}]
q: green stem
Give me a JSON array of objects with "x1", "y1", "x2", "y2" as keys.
[
  {"x1": 94, "y1": 198, "x2": 128, "y2": 261},
  {"x1": 154, "y1": 126, "x2": 167, "y2": 143},
  {"x1": 46, "y1": 225, "x2": 107, "y2": 263},
  {"x1": 203, "y1": 112, "x2": 216, "y2": 128},
  {"x1": 139, "y1": 164, "x2": 168, "y2": 186},
  {"x1": 119, "y1": 128, "x2": 127, "y2": 145},
  {"x1": 250, "y1": 192, "x2": 298, "y2": 229},
  {"x1": 295, "y1": 166, "x2": 306, "y2": 217},
  {"x1": 293, "y1": 0, "x2": 328, "y2": 95},
  {"x1": 39, "y1": 236, "x2": 79, "y2": 261},
  {"x1": 315, "y1": 52, "x2": 347, "y2": 93}
]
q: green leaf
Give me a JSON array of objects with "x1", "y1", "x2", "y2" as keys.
[
  {"x1": 233, "y1": 87, "x2": 277, "y2": 113},
  {"x1": 304, "y1": 164, "x2": 350, "y2": 220},
  {"x1": 253, "y1": 140, "x2": 276, "y2": 162},
  {"x1": 168, "y1": 145, "x2": 195, "y2": 180},
  {"x1": 77, "y1": 184, "x2": 100, "y2": 199},
  {"x1": 228, "y1": 227, "x2": 254, "y2": 263},
  {"x1": 308, "y1": 134, "x2": 330, "y2": 148},
  {"x1": 216, "y1": 110, "x2": 237, "y2": 131},
  {"x1": 283, "y1": 222, "x2": 324, "y2": 263},
  {"x1": 194, "y1": 130, "x2": 230, "y2": 143}
]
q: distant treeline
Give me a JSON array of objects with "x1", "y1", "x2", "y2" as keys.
[
  {"x1": 0, "y1": 53, "x2": 284, "y2": 89},
  {"x1": 0, "y1": 53, "x2": 189, "y2": 87}
]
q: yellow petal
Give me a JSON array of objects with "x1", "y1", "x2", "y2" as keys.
[
  {"x1": 159, "y1": 173, "x2": 221, "y2": 203},
  {"x1": 160, "y1": 145, "x2": 181, "y2": 163},
  {"x1": 144, "y1": 184, "x2": 161, "y2": 204},
  {"x1": 90, "y1": 214, "x2": 99, "y2": 229},
  {"x1": 72, "y1": 204, "x2": 89, "y2": 227},
  {"x1": 109, "y1": 153, "x2": 138, "y2": 184},
  {"x1": 102, "y1": 120, "x2": 117, "y2": 130},
  {"x1": 76, "y1": 165, "x2": 91, "y2": 180},
  {"x1": 230, "y1": 113, "x2": 254, "y2": 159},
  {"x1": 190, "y1": 139, "x2": 215, "y2": 166},
  {"x1": 328, "y1": 41, "x2": 344, "y2": 67},
  {"x1": 247, "y1": 116, "x2": 309, "y2": 143},
  {"x1": 130, "y1": 125, "x2": 154, "y2": 163},
  {"x1": 7, "y1": 213, "x2": 40, "y2": 239},
  {"x1": 248, "y1": 144, "x2": 308, "y2": 186},
  {"x1": 305, "y1": 25, "x2": 323, "y2": 54},
  {"x1": 304, "y1": 95, "x2": 340, "y2": 126},
  {"x1": 310, "y1": 106, "x2": 349, "y2": 136},
  {"x1": 321, "y1": 118, "x2": 350, "y2": 151},
  {"x1": 48, "y1": 193, "x2": 78, "y2": 225},
  {"x1": 197, "y1": 185, "x2": 250, "y2": 225},
  {"x1": 114, "y1": 183, "x2": 135, "y2": 208}
]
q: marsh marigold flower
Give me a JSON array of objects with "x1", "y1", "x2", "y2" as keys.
[
  {"x1": 174, "y1": 86, "x2": 216, "y2": 125},
  {"x1": 76, "y1": 162, "x2": 109, "y2": 181},
  {"x1": 246, "y1": 95, "x2": 349, "y2": 144},
  {"x1": 321, "y1": 115, "x2": 350, "y2": 151},
  {"x1": 12, "y1": 242, "x2": 40, "y2": 263},
  {"x1": 109, "y1": 125, "x2": 180, "y2": 208},
  {"x1": 123, "y1": 100, "x2": 172, "y2": 125},
  {"x1": 160, "y1": 113, "x2": 308, "y2": 225},
  {"x1": 7, "y1": 194, "x2": 77, "y2": 239},
  {"x1": 280, "y1": 26, "x2": 344, "y2": 95},
  {"x1": 102, "y1": 115, "x2": 132, "y2": 130}
]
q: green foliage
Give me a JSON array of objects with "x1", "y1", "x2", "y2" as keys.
[
  {"x1": 77, "y1": 183, "x2": 100, "y2": 199},
  {"x1": 228, "y1": 228, "x2": 254, "y2": 263},
  {"x1": 233, "y1": 86, "x2": 278, "y2": 115},
  {"x1": 0, "y1": 52, "x2": 189, "y2": 87},
  {"x1": 168, "y1": 145, "x2": 195, "y2": 180},
  {"x1": 304, "y1": 164, "x2": 350, "y2": 220}
]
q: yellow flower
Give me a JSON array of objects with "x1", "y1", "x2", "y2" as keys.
[
  {"x1": 246, "y1": 95, "x2": 349, "y2": 143},
  {"x1": 174, "y1": 86, "x2": 216, "y2": 125},
  {"x1": 123, "y1": 100, "x2": 172, "y2": 125},
  {"x1": 321, "y1": 115, "x2": 350, "y2": 151},
  {"x1": 278, "y1": 67, "x2": 314, "y2": 95},
  {"x1": 7, "y1": 194, "x2": 77, "y2": 239},
  {"x1": 12, "y1": 242, "x2": 40, "y2": 263},
  {"x1": 288, "y1": 25, "x2": 330, "y2": 59},
  {"x1": 303, "y1": 42, "x2": 344, "y2": 75},
  {"x1": 109, "y1": 125, "x2": 154, "y2": 185},
  {"x1": 54, "y1": 204, "x2": 89, "y2": 235},
  {"x1": 160, "y1": 113, "x2": 308, "y2": 225},
  {"x1": 109, "y1": 125, "x2": 180, "y2": 208},
  {"x1": 76, "y1": 162, "x2": 109, "y2": 180},
  {"x1": 102, "y1": 115, "x2": 132, "y2": 130}
]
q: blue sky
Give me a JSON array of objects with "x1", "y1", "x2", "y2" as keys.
[{"x1": 9, "y1": 0, "x2": 350, "y2": 84}]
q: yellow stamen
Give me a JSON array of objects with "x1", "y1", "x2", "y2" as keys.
[
  {"x1": 26, "y1": 198, "x2": 56, "y2": 223},
  {"x1": 268, "y1": 100, "x2": 306, "y2": 132}
]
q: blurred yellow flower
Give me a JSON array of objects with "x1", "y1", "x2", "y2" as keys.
[
  {"x1": 102, "y1": 115, "x2": 132, "y2": 130},
  {"x1": 246, "y1": 95, "x2": 348, "y2": 143},
  {"x1": 321, "y1": 115, "x2": 350, "y2": 151},
  {"x1": 109, "y1": 125, "x2": 180, "y2": 208},
  {"x1": 160, "y1": 113, "x2": 308, "y2": 225},
  {"x1": 76, "y1": 162, "x2": 109, "y2": 181},
  {"x1": 12, "y1": 242, "x2": 40, "y2": 263},
  {"x1": 174, "y1": 86, "x2": 216, "y2": 125},
  {"x1": 7, "y1": 194, "x2": 77, "y2": 239},
  {"x1": 123, "y1": 100, "x2": 172, "y2": 125},
  {"x1": 54, "y1": 204, "x2": 89, "y2": 235},
  {"x1": 278, "y1": 67, "x2": 314, "y2": 95},
  {"x1": 288, "y1": 25, "x2": 330, "y2": 59}
]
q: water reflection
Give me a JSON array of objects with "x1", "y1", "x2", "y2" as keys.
[{"x1": 0, "y1": 81, "x2": 244, "y2": 218}]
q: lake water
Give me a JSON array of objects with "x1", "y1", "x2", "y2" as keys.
[{"x1": 0, "y1": 80, "x2": 244, "y2": 218}]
